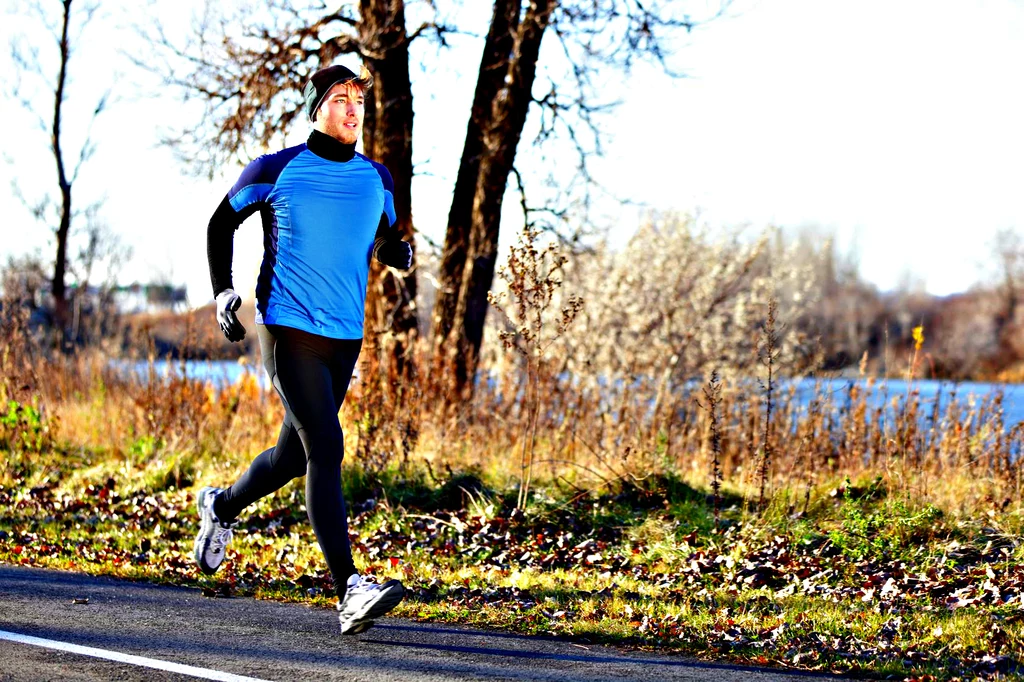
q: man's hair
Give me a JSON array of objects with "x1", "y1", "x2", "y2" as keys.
[{"x1": 304, "y1": 65, "x2": 373, "y2": 122}]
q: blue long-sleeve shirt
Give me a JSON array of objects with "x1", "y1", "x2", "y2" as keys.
[{"x1": 207, "y1": 130, "x2": 397, "y2": 339}]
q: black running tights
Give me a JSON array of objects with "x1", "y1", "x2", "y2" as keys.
[{"x1": 214, "y1": 323, "x2": 361, "y2": 597}]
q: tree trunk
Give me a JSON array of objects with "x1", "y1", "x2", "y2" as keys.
[
  {"x1": 50, "y1": 0, "x2": 74, "y2": 339},
  {"x1": 359, "y1": 0, "x2": 417, "y2": 377},
  {"x1": 431, "y1": 0, "x2": 555, "y2": 396},
  {"x1": 430, "y1": 0, "x2": 521, "y2": 371}
]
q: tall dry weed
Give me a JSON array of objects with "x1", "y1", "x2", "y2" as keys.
[
  {"x1": 3, "y1": 212, "x2": 1023, "y2": 521},
  {"x1": 757, "y1": 296, "x2": 780, "y2": 509},
  {"x1": 488, "y1": 225, "x2": 583, "y2": 508}
]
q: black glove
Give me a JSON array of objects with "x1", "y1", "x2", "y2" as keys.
[
  {"x1": 373, "y1": 238, "x2": 413, "y2": 270},
  {"x1": 215, "y1": 289, "x2": 246, "y2": 342}
]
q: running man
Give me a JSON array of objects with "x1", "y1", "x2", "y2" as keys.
[{"x1": 195, "y1": 64, "x2": 413, "y2": 635}]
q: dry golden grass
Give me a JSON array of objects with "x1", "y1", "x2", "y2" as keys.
[
  {"x1": 4, "y1": 292, "x2": 1024, "y2": 680},
  {"x1": 2, "y1": 307, "x2": 1020, "y2": 533}
]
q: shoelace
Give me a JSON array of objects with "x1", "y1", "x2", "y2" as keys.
[
  {"x1": 205, "y1": 495, "x2": 236, "y2": 554},
  {"x1": 210, "y1": 525, "x2": 233, "y2": 554},
  {"x1": 352, "y1": 577, "x2": 381, "y2": 594},
  {"x1": 338, "y1": 578, "x2": 379, "y2": 611}
]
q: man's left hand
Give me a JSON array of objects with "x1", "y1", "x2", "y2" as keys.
[{"x1": 375, "y1": 239, "x2": 413, "y2": 270}]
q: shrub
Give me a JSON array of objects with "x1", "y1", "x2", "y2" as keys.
[{"x1": 0, "y1": 398, "x2": 56, "y2": 453}]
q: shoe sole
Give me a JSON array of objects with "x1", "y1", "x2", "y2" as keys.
[
  {"x1": 344, "y1": 620, "x2": 375, "y2": 635},
  {"x1": 340, "y1": 582, "x2": 405, "y2": 635}
]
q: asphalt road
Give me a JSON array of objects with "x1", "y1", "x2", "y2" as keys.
[{"x1": 0, "y1": 565, "x2": 832, "y2": 681}]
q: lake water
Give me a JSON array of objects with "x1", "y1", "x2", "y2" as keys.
[
  {"x1": 782, "y1": 376, "x2": 1024, "y2": 429},
  {"x1": 110, "y1": 359, "x2": 1024, "y2": 428},
  {"x1": 111, "y1": 358, "x2": 271, "y2": 390}
]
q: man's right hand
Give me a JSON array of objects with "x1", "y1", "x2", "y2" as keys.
[{"x1": 215, "y1": 289, "x2": 246, "y2": 342}]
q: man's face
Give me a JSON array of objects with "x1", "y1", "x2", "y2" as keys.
[{"x1": 313, "y1": 81, "x2": 365, "y2": 145}]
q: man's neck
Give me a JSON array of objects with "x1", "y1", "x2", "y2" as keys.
[{"x1": 307, "y1": 129, "x2": 356, "y2": 162}]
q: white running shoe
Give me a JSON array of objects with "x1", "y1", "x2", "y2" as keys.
[
  {"x1": 337, "y1": 574, "x2": 405, "y2": 635},
  {"x1": 193, "y1": 487, "x2": 237, "y2": 575}
]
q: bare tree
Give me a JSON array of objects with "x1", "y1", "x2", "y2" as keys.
[
  {"x1": 141, "y1": 0, "x2": 728, "y2": 397},
  {"x1": 430, "y1": 0, "x2": 731, "y2": 398},
  {"x1": 141, "y1": 0, "x2": 446, "y2": 373},
  {"x1": 429, "y1": 0, "x2": 554, "y2": 396},
  {"x1": 991, "y1": 227, "x2": 1024, "y2": 360},
  {"x1": 1, "y1": 253, "x2": 50, "y2": 311},
  {"x1": 66, "y1": 212, "x2": 133, "y2": 342},
  {"x1": 358, "y1": 0, "x2": 420, "y2": 377},
  {"x1": 68, "y1": 212, "x2": 132, "y2": 293},
  {"x1": 9, "y1": 0, "x2": 110, "y2": 341}
]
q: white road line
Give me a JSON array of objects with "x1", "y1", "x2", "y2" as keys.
[{"x1": 0, "y1": 630, "x2": 273, "y2": 682}]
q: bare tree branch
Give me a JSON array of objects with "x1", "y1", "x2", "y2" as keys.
[
  {"x1": 6, "y1": 0, "x2": 112, "y2": 339},
  {"x1": 508, "y1": 0, "x2": 731, "y2": 242},
  {"x1": 134, "y1": 0, "x2": 451, "y2": 176}
]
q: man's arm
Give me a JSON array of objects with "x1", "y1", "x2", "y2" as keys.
[
  {"x1": 372, "y1": 214, "x2": 413, "y2": 270},
  {"x1": 207, "y1": 148, "x2": 299, "y2": 341},
  {"x1": 207, "y1": 195, "x2": 247, "y2": 296},
  {"x1": 365, "y1": 158, "x2": 411, "y2": 269},
  {"x1": 207, "y1": 194, "x2": 258, "y2": 342}
]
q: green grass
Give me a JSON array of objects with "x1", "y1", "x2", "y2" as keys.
[{"x1": 1, "y1": 448, "x2": 1021, "y2": 681}]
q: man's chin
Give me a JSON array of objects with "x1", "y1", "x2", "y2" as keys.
[{"x1": 327, "y1": 129, "x2": 358, "y2": 145}]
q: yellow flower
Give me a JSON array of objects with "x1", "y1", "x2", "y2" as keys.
[{"x1": 912, "y1": 325, "x2": 924, "y2": 351}]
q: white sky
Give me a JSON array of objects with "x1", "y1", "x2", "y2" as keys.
[{"x1": 2, "y1": 0, "x2": 1023, "y2": 302}]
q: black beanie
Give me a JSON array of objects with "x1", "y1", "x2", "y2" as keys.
[{"x1": 303, "y1": 65, "x2": 374, "y2": 122}]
